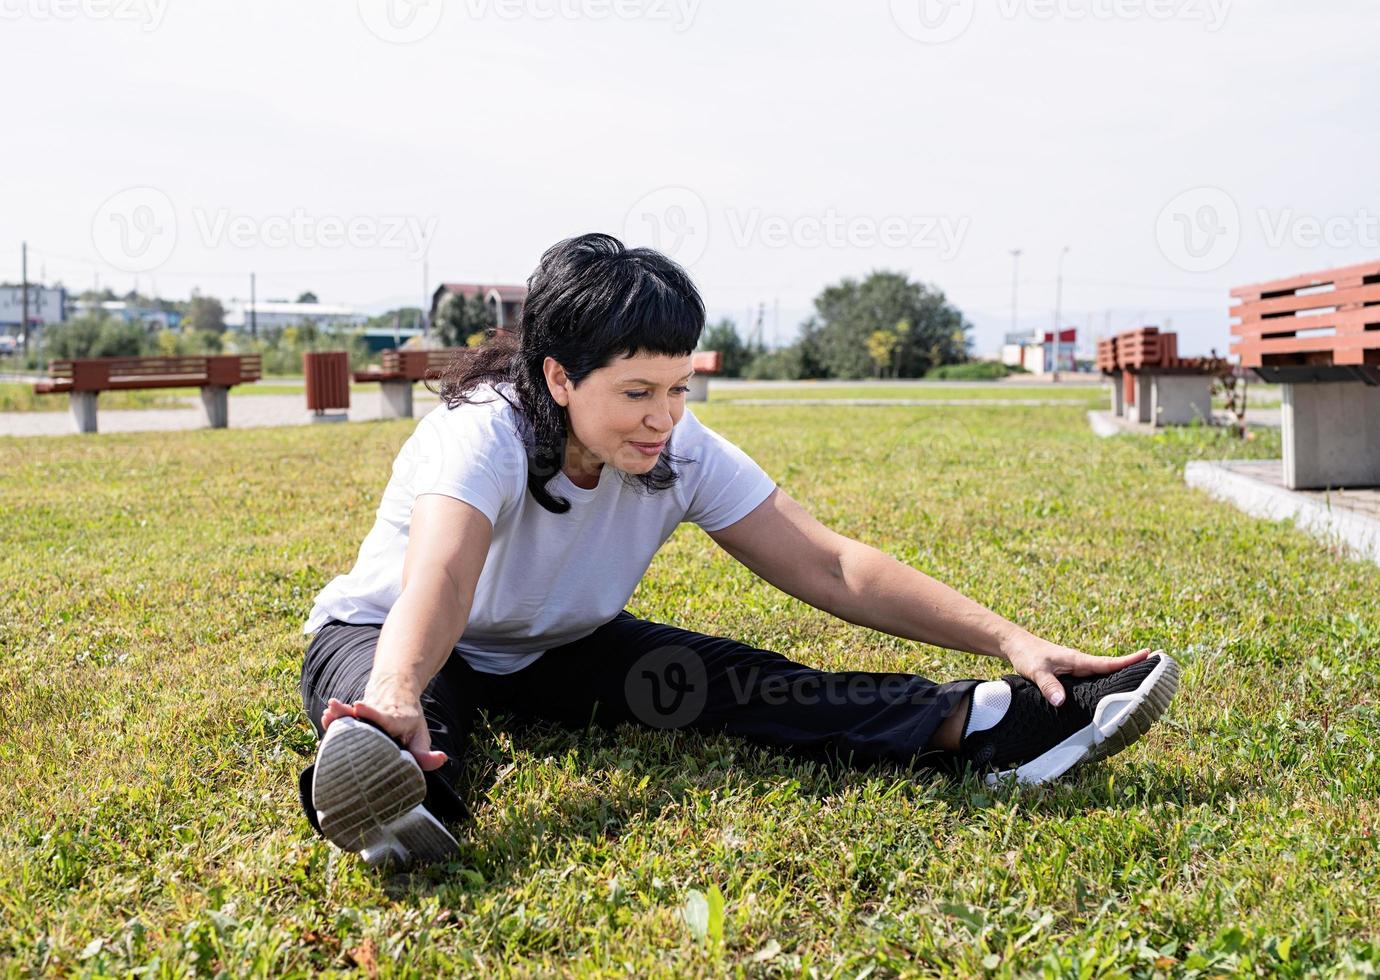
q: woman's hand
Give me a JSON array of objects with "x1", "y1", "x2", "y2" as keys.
[
  {"x1": 1002, "y1": 633, "x2": 1153, "y2": 707},
  {"x1": 320, "y1": 684, "x2": 448, "y2": 772}
]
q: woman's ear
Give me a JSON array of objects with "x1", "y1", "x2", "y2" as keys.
[{"x1": 542, "y1": 356, "x2": 570, "y2": 407}]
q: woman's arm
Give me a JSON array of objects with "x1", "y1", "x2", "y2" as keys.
[
  {"x1": 320, "y1": 493, "x2": 492, "y2": 767},
  {"x1": 710, "y1": 488, "x2": 1151, "y2": 705}
]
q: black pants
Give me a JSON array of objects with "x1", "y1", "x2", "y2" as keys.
[{"x1": 299, "y1": 610, "x2": 983, "y2": 829}]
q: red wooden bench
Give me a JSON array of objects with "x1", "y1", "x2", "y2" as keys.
[
  {"x1": 32, "y1": 354, "x2": 261, "y2": 433},
  {"x1": 1231, "y1": 260, "x2": 1380, "y2": 488},
  {"x1": 1096, "y1": 327, "x2": 1224, "y2": 425},
  {"x1": 351, "y1": 349, "x2": 466, "y2": 419}
]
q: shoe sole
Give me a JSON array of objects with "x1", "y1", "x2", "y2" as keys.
[
  {"x1": 311, "y1": 717, "x2": 460, "y2": 868},
  {"x1": 985, "y1": 651, "x2": 1180, "y2": 787}
]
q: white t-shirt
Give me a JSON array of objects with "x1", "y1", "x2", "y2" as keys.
[{"x1": 302, "y1": 380, "x2": 777, "y2": 674}]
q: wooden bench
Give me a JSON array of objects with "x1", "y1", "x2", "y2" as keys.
[
  {"x1": 687, "y1": 350, "x2": 721, "y2": 402},
  {"x1": 32, "y1": 354, "x2": 261, "y2": 433},
  {"x1": 352, "y1": 349, "x2": 465, "y2": 419},
  {"x1": 1097, "y1": 327, "x2": 1223, "y2": 426},
  {"x1": 1231, "y1": 260, "x2": 1380, "y2": 488}
]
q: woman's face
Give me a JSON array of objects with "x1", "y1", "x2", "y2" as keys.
[{"x1": 543, "y1": 351, "x2": 694, "y2": 480}]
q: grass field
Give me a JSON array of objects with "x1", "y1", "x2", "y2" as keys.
[
  {"x1": 2, "y1": 403, "x2": 1377, "y2": 976},
  {"x1": 708, "y1": 384, "x2": 1104, "y2": 403}
]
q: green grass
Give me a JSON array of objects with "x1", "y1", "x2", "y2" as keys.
[
  {"x1": 2, "y1": 405, "x2": 1378, "y2": 975},
  {"x1": 710, "y1": 384, "x2": 1103, "y2": 403}
]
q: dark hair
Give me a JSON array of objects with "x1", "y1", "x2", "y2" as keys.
[{"x1": 429, "y1": 232, "x2": 705, "y2": 514}]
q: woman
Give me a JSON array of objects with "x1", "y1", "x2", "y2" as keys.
[{"x1": 297, "y1": 233, "x2": 1179, "y2": 868}]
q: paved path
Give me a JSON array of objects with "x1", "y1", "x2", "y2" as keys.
[{"x1": 0, "y1": 391, "x2": 443, "y2": 437}]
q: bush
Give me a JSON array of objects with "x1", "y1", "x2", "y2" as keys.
[
  {"x1": 41, "y1": 315, "x2": 152, "y2": 360},
  {"x1": 925, "y1": 361, "x2": 1010, "y2": 381}
]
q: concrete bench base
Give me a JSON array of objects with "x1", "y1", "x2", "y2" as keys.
[
  {"x1": 687, "y1": 374, "x2": 711, "y2": 403},
  {"x1": 70, "y1": 391, "x2": 99, "y2": 433},
  {"x1": 1151, "y1": 375, "x2": 1213, "y2": 426},
  {"x1": 69, "y1": 385, "x2": 233, "y2": 434},
  {"x1": 380, "y1": 380, "x2": 415, "y2": 419},
  {"x1": 200, "y1": 386, "x2": 229, "y2": 428},
  {"x1": 1282, "y1": 381, "x2": 1380, "y2": 490}
]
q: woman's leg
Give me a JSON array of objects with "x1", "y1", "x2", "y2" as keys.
[
  {"x1": 487, "y1": 610, "x2": 984, "y2": 772},
  {"x1": 298, "y1": 620, "x2": 478, "y2": 829}
]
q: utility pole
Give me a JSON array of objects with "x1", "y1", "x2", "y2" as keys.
[
  {"x1": 250, "y1": 272, "x2": 257, "y2": 338},
  {"x1": 1052, "y1": 245, "x2": 1070, "y2": 382},
  {"x1": 20, "y1": 242, "x2": 29, "y2": 359}
]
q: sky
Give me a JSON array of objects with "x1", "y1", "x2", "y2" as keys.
[{"x1": 2, "y1": 0, "x2": 1377, "y2": 355}]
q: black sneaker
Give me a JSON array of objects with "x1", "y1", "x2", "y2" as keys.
[
  {"x1": 957, "y1": 651, "x2": 1180, "y2": 786},
  {"x1": 309, "y1": 716, "x2": 460, "y2": 868}
]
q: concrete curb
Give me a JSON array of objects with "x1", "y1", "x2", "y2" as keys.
[{"x1": 1184, "y1": 459, "x2": 1380, "y2": 568}]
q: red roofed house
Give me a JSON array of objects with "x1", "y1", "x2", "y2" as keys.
[{"x1": 430, "y1": 283, "x2": 528, "y2": 337}]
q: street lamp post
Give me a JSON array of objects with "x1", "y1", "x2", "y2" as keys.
[{"x1": 1052, "y1": 245, "x2": 1070, "y2": 382}]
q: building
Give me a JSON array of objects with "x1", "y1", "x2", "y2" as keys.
[
  {"x1": 430, "y1": 283, "x2": 528, "y2": 336},
  {"x1": 1001, "y1": 328, "x2": 1077, "y2": 375},
  {"x1": 0, "y1": 284, "x2": 67, "y2": 335},
  {"x1": 224, "y1": 300, "x2": 368, "y2": 333}
]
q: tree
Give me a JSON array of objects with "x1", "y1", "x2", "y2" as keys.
[
  {"x1": 865, "y1": 329, "x2": 900, "y2": 378},
  {"x1": 187, "y1": 295, "x2": 226, "y2": 334},
  {"x1": 296, "y1": 291, "x2": 319, "y2": 304},
  {"x1": 433, "y1": 291, "x2": 494, "y2": 348},
  {"x1": 808, "y1": 271, "x2": 971, "y2": 378},
  {"x1": 697, "y1": 318, "x2": 762, "y2": 378}
]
